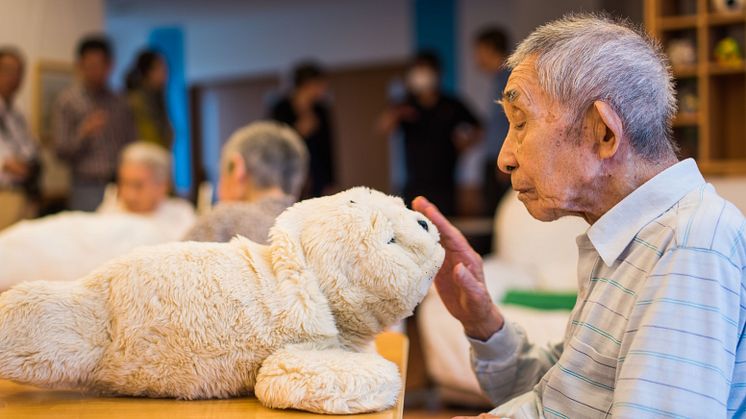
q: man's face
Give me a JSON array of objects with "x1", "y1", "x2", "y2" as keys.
[
  {"x1": 304, "y1": 78, "x2": 329, "y2": 103},
  {"x1": 406, "y1": 65, "x2": 438, "y2": 95},
  {"x1": 497, "y1": 57, "x2": 600, "y2": 221},
  {"x1": 474, "y1": 43, "x2": 504, "y2": 73},
  {"x1": 78, "y1": 51, "x2": 111, "y2": 89},
  {"x1": 117, "y1": 161, "x2": 167, "y2": 214},
  {"x1": 0, "y1": 55, "x2": 23, "y2": 100}
]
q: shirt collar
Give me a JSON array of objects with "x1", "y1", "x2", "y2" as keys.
[{"x1": 587, "y1": 158, "x2": 705, "y2": 266}]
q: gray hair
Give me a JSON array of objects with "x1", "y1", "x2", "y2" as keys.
[
  {"x1": 506, "y1": 13, "x2": 678, "y2": 160},
  {"x1": 120, "y1": 142, "x2": 171, "y2": 183},
  {"x1": 222, "y1": 121, "x2": 309, "y2": 197}
]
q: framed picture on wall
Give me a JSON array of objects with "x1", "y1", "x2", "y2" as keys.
[{"x1": 33, "y1": 61, "x2": 75, "y2": 145}]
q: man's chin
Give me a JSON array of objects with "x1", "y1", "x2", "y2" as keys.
[{"x1": 520, "y1": 199, "x2": 561, "y2": 222}]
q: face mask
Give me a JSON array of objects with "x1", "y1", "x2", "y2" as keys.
[{"x1": 406, "y1": 68, "x2": 437, "y2": 94}]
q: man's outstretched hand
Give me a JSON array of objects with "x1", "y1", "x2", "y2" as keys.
[{"x1": 412, "y1": 196, "x2": 504, "y2": 341}]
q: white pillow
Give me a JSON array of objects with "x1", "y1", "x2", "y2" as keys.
[{"x1": 494, "y1": 191, "x2": 588, "y2": 291}]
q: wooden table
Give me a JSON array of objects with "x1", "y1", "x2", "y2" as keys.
[{"x1": 0, "y1": 332, "x2": 408, "y2": 419}]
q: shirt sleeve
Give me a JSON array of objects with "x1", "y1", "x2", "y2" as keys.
[
  {"x1": 13, "y1": 113, "x2": 39, "y2": 160},
  {"x1": 51, "y1": 97, "x2": 88, "y2": 162},
  {"x1": 121, "y1": 97, "x2": 137, "y2": 145},
  {"x1": 269, "y1": 99, "x2": 295, "y2": 126},
  {"x1": 612, "y1": 247, "x2": 741, "y2": 418},
  {"x1": 455, "y1": 99, "x2": 481, "y2": 129},
  {"x1": 469, "y1": 320, "x2": 564, "y2": 407}
]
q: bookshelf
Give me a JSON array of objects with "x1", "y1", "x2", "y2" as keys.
[{"x1": 645, "y1": 0, "x2": 746, "y2": 175}]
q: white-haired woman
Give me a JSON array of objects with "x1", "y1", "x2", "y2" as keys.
[
  {"x1": 184, "y1": 121, "x2": 308, "y2": 244},
  {"x1": 98, "y1": 141, "x2": 195, "y2": 236}
]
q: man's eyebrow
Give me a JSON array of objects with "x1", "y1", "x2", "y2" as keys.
[{"x1": 502, "y1": 89, "x2": 520, "y2": 103}]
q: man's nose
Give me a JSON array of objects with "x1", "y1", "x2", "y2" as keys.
[{"x1": 497, "y1": 137, "x2": 518, "y2": 174}]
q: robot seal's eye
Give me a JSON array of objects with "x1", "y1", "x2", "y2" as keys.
[{"x1": 388, "y1": 237, "x2": 396, "y2": 244}]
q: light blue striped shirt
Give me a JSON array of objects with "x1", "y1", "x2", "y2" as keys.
[{"x1": 469, "y1": 158, "x2": 746, "y2": 418}]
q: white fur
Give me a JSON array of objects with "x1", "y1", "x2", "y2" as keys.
[{"x1": 0, "y1": 187, "x2": 444, "y2": 414}]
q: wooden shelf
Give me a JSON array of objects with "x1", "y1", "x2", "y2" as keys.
[
  {"x1": 708, "y1": 63, "x2": 746, "y2": 75},
  {"x1": 645, "y1": 0, "x2": 746, "y2": 177},
  {"x1": 707, "y1": 12, "x2": 746, "y2": 26},
  {"x1": 673, "y1": 113, "x2": 699, "y2": 127},
  {"x1": 700, "y1": 159, "x2": 746, "y2": 175},
  {"x1": 672, "y1": 64, "x2": 699, "y2": 77},
  {"x1": 672, "y1": 64, "x2": 746, "y2": 76},
  {"x1": 659, "y1": 15, "x2": 698, "y2": 30}
]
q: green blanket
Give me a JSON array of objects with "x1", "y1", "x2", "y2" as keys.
[{"x1": 501, "y1": 289, "x2": 577, "y2": 311}]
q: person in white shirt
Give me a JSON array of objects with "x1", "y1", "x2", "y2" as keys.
[
  {"x1": 98, "y1": 141, "x2": 195, "y2": 237},
  {"x1": 0, "y1": 46, "x2": 38, "y2": 230}
]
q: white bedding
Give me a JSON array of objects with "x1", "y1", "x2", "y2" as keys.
[{"x1": 0, "y1": 211, "x2": 190, "y2": 291}]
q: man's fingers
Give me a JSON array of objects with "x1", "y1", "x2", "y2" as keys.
[
  {"x1": 412, "y1": 196, "x2": 471, "y2": 251},
  {"x1": 454, "y1": 263, "x2": 487, "y2": 295}
]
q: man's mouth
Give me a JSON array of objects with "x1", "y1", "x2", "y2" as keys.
[{"x1": 514, "y1": 188, "x2": 536, "y2": 198}]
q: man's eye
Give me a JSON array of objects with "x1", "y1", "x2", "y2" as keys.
[{"x1": 514, "y1": 121, "x2": 526, "y2": 130}]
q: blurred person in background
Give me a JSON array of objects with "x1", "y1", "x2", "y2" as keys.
[
  {"x1": 380, "y1": 51, "x2": 481, "y2": 216},
  {"x1": 52, "y1": 35, "x2": 135, "y2": 212},
  {"x1": 474, "y1": 26, "x2": 512, "y2": 216},
  {"x1": 270, "y1": 61, "x2": 335, "y2": 198},
  {"x1": 124, "y1": 49, "x2": 173, "y2": 149},
  {"x1": 98, "y1": 141, "x2": 194, "y2": 235},
  {"x1": 184, "y1": 121, "x2": 308, "y2": 244},
  {"x1": 0, "y1": 46, "x2": 39, "y2": 230}
]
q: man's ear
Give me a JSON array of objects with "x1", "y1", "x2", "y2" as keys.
[
  {"x1": 226, "y1": 153, "x2": 247, "y2": 182},
  {"x1": 589, "y1": 100, "x2": 623, "y2": 160}
]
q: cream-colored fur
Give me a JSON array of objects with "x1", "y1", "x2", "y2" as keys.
[{"x1": 0, "y1": 187, "x2": 444, "y2": 414}]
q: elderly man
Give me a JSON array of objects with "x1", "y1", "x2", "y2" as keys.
[
  {"x1": 414, "y1": 15, "x2": 746, "y2": 418},
  {"x1": 184, "y1": 121, "x2": 308, "y2": 244}
]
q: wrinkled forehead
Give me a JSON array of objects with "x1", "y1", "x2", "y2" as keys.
[
  {"x1": 504, "y1": 56, "x2": 568, "y2": 114},
  {"x1": 503, "y1": 59, "x2": 541, "y2": 107}
]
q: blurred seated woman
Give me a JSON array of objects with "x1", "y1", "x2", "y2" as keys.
[
  {"x1": 0, "y1": 143, "x2": 195, "y2": 289},
  {"x1": 184, "y1": 121, "x2": 308, "y2": 244}
]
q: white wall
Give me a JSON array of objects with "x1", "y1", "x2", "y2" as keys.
[
  {"x1": 106, "y1": 0, "x2": 645, "y2": 114},
  {"x1": 106, "y1": 0, "x2": 643, "y2": 115},
  {"x1": 106, "y1": 0, "x2": 412, "y2": 88},
  {"x1": 0, "y1": 0, "x2": 104, "y2": 119}
]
